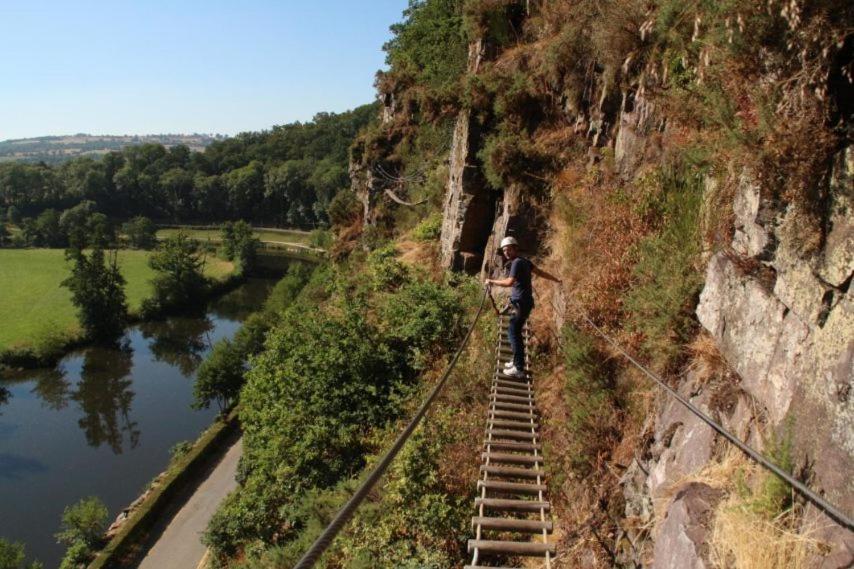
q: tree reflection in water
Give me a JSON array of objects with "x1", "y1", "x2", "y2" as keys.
[
  {"x1": 139, "y1": 316, "x2": 214, "y2": 377},
  {"x1": 71, "y1": 343, "x2": 140, "y2": 454},
  {"x1": 31, "y1": 368, "x2": 71, "y2": 411},
  {"x1": 0, "y1": 386, "x2": 9, "y2": 414}
]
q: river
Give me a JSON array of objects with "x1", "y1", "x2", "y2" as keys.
[{"x1": 0, "y1": 278, "x2": 276, "y2": 567}]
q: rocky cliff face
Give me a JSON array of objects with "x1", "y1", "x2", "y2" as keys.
[
  {"x1": 618, "y1": 147, "x2": 853, "y2": 568},
  {"x1": 439, "y1": 39, "x2": 497, "y2": 274}
]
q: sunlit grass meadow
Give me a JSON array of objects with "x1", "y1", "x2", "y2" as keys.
[{"x1": 0, "y1": 249, "x2": 233, "y2": 350}]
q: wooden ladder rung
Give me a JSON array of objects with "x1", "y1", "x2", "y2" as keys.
[
  {"x1": 468, "y1": 539, "x2": 555, "y2": 555},
  {"x1": 491, "y1": 393, "x2": 534, "y2": 404},
  {"x1": 488, "y1": 419, "x2": 539, "y2": 430},
  {"x1": 475, "y1": 498, "x2": 550, "y2": 512},
  {"x1": 494, "y1": 378, "x2": 532, "y2": 389},
  {"x1": 478, "y1": 480, "x2": 547, "y2": 494},
  {"x1": 480, "y1": 465, "x2": 544, "y2": 479},
  {"x1": 487, "y1": 429, "x2": 537, "y2": 441},
  {"x1": 483, "y1": 452, "x2": 542, "y2": 465},
  {"x1": 491, "y1": 401, "x2": 537, "y2": 413},
  {"x1": 489, "y1": 409, "x2": 536, "y2": 421},
  {"x1": 484, "y1": 440, "x2": 541, "y2": 451},
  {"x1": 491, "y1": 385, "x2": 532, "y2": 396},
  {"x1": 471, "y1": 516, "x2": 553, "y2": 533}
]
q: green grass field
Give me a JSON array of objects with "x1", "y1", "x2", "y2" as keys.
[
  {"x1": 156, "y1": 227, "x2": 314, "y2": 246},
  {"x1": 0, "y1": 249, "x2": 234, "y2": 351}
]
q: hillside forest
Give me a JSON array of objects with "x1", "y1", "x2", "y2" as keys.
[{"x1": 0, "y1": 105, "x2": 375, "y2": 232}]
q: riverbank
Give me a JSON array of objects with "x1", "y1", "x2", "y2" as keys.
[
  {"x1": 87, "y1": 409, "x2": 241, "y2": 569},
  {"x1": 0, "y1": 249, "x2": 236, "y2": 370},
  {"x1": 0, "y1": 277, "x2": 277, "y2": 567}
]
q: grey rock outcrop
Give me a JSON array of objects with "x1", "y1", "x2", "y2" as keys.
[
  {"x1": 440, "y1": 39, "x2": 498, "y2": 274},
  {"x1": 652, "y1": 483, "x2": 723, "y2": 569}
]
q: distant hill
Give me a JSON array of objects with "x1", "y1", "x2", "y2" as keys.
[{"x1": 0, "y1": 133, "x2": 226, "y2": 164}]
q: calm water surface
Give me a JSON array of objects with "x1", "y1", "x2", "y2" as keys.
[{"x1": 0, "y1": 278, "x2": 275, "y2": 567}]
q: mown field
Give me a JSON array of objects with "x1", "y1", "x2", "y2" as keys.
[
  {"x1": 156, "y1": 227, "x2": 314, "y2": 246},
  {"x1": 0, "y1": 249, "x2": 233, "y2": 350}
]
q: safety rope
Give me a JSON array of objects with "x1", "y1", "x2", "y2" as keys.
[
  {"x1": 293, "y1": 287, "x2": 489, "y2": 568},
  {"x1": 561, "y1": 297, "x2": 854, "y2": 531}
]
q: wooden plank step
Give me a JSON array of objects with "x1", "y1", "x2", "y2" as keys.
[
  {"x1": 491, "y1": 385, "x2": 532, "y2": 396},
  {"x1": 474, "y1": 498, "x2": 551, "y2": 512},
  {"x1": 489, "y1": 409, "x2": 536, "y2": 421},
  {"x1": 489, "y1": 418, "x2": 539, "y2": 430},
  {"x1": 487, "y1": 429, "x2": 537, "y2": 441},
  {"x1": 483, "y1": 452, "x2": 542, "y2": 465},
  {"x1": 481, "y1": 465, "x2": 544, "y2": 479},
  {"x1": 464, "y1": 566, "x2": 519, "y2": 569},
  {"x1": 478, "y1": 480, "x2": 547, "y2": 494},
  {"x1": 484, "y1": 440, "x2": 541, "y2": 451},
  {"x1": 491, "y1": 401, "x2": 537, "y2": 413},
  {"x1": 494, "y1": 378, "x2": 532, "y2": 389},
  {"x1": 490, "y1": 393, "x2": 534, "y2": 404},
  {"x1": 468, "y1": 539, "x2": 555, "y2": 555},
  {"x1": 471, "y1": 516, "x2": 553, "y2": 533}
]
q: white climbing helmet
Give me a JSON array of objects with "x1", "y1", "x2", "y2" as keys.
[{"x1": 499, "y1": 236, "x2": 518, "y2": 249}]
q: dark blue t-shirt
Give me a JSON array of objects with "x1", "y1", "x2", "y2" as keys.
[{"x1": 509, "y1": 257, "x2": 533, "y2": 303}]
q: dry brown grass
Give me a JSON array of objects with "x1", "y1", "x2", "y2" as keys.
[
  {"x1": 653, "y1": 442, "x2": 828, "y2": 569},
  {"x1": 687, "y1": 332, "x2": 729, "y2": 387},
  {"x1": 396, "y1": 238, "x2": 442, "y2": 278},
  {"x1": 549, "y1": 163, "x2": 652, "y2": 327}
]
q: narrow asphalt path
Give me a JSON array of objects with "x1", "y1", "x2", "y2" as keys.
[{"x1": 138, "y1": 438, "x2": 242, "y2": 569}]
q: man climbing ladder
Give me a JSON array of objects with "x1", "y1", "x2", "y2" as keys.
[{"x1": 487, "y1": 236, "x2": 561, "y2": 378}]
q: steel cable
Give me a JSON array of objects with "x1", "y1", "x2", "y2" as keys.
[{"x1": 293, "y1": 287, "x2": 489, "y2": 568}]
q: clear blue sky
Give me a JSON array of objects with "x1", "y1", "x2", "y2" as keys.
[{"x1": 0, "y1": 0, "x2": 409, "y2": 140}]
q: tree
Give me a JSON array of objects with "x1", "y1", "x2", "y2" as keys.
[
  {"x1": 33, "y1": 209, "x2": 64, "y2": 247},
  {"x1": 6, "y1": 206, "x2": 20, "y2": 224},
  {"x1": 61, "y1": 247, "x2": 128, "y2": 342},
  {"x1": 86, "y1": 212, "x2": 114, "y2": 248},
  {"x1": 55, "y1": 496, "x2": 108, "y2": 547},
  {"x1": 0, "y1": 539, "x2": 42, "y2": 569},
  {"x1": 122, "y1": 216, "x2": 157, "y2": 249},
  {"x1": 59, "y1": 201, "x2": 96, "y2": 248},
  {"x1": 143, "y1": 232, "x2": 206, "y2": 315},
  {"x1": 0, "y1": 222, "x2": 9, "y2": 247},
  {"x1": 55, "y1": 496, "x2": 107, "y2": 569},
  {"x1": 193, "y1": 339, "x2": 245, "y2": 413},
  {"x1": 220, "y1": 220, "x2": 259, "y2": 275}
]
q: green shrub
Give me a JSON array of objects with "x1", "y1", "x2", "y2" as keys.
[
  {"x1": 55, "y1": 496, "x2": 108, "y2": 548},
  {"x1": 308, "y1": 229, "x2": 332, "y2": 249},
  {"x1": 327, "y1": 190, "x2": 361, "y2": 227},
  {"x1": 193, "y1": 339, "x2": 245, "y2": 413},
  {"x1": 739, "y1": 421, "x2": 795, "y2": 518},
  {"x1": 0, "y1": 538, "x2": 42, "y2": 569},
  {"x1": 367, "y1": 245, "x2": 410, "y2": 291},
  {"x1": 263, "y1": 262, "x2": 314, "y2": 315},
  {"x1": 58, "y1": 541, "x2": 89, "y2": 569},
  {"x1": 206, "y1": 302, "x2": 407, "y2": 557},
  {"x1": 624, "y1": 166, "x2": 704, "y2": 366},
  {"x1": 561, "y1": 324, "x2": 620, "y2": 475},
  {"x1": 169, "y1": 440, "x2": 194, "y2": 463},
  {"x1": 411, "y1": 213, "x2": 443, "y2": 241},
  {"x1": 381, "y1": 280, "x2": 463, "y2": 369}
]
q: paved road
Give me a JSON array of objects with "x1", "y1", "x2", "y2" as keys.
[{"x1": 138, "y1": 438, "x2": 242, "y2": 569}]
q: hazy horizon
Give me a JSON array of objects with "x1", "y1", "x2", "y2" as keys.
[{"x1": 0, "y1": 0, "x2": 407, "y2": 140}]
